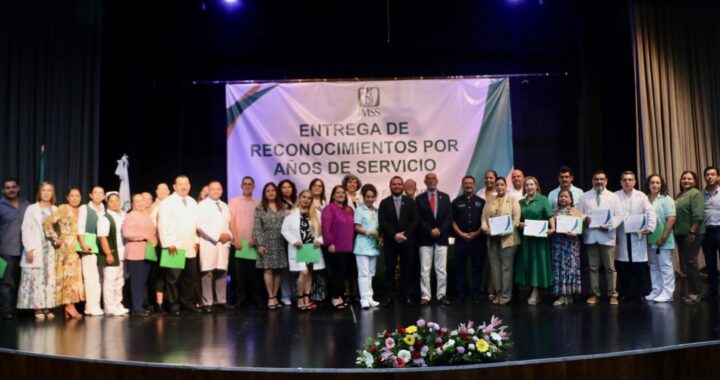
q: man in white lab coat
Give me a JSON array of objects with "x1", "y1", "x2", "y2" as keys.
[
  {"x1": 197, "y1": 181, "x2": 233, "y2": 313},
  {"x1": 615, "y1": 171, "x2": 656, "y2": 303},
  {"x1": 158, "y1": 175, "x2": 200, "y2": 315}
]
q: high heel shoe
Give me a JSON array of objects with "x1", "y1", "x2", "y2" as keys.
[
  {"x1": 43, "y1": 309, "x2": 55, "y2": 320},
  {"x1": 65, "y1": 310, "x2": 83, "y2": 319},
  {"x1": 34, "y1": 311, "x2": 46, "y2": 320}
]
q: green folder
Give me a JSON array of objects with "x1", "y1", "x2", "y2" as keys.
[
  {"x1": 234, "y1": 239, "x2": 258, "y2": 260},
  {"x1": 145, "y1": 243, "x2": 158, "y2": 262},
  {"x1": 160, "y1": 248, "x2": 186, "y2": 269},
  {"x1": 75, "y1": 232, "x2": 99, "y2": 253},
  {"x1": 297, "y1": 243, "x2": 321, "y2": 263},
  {"x1": 0, "y1": 257, "x2": 7, "y2": 279},
  {"x1": 648, "y1": 224, "x2": 665, "y2": 245}
]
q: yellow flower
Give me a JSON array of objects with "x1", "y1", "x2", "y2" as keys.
[
  {"x1": 476, "y1": 339, "x2": 490, "y2": 353},
  {"x1": 405, "y1": 325, "x2": 418, "y2": 334},
  {"x1": 403, "y1": 335, "x2": 415, "y2": 346}
]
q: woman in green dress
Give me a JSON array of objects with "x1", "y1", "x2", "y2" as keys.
[{"x1": 516, "y1": 176, "x2": 555, "y2": 305}]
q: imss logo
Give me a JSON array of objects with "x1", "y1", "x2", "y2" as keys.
[{"x1": 358, "y1": 87, "x2": 381, "y2": 116}]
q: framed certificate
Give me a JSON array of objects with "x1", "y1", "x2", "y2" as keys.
[
  {"x1": 556, "y1": 215, "x2": 583, "y2": 234},
  {"x1": 588, "y1": 209, "x2": 612, "y2": 228},
  {"x1": 624, "y1": 214, "x2": 648, "y2": 233},
  {"x1": 489, "y1": 215, "x2": 513, "y2": 236},
  {"x1": 523, "y1": 220, "x2": 548, "y2": 238}
]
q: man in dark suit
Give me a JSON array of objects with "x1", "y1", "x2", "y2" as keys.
[
  {"x1": 379, "y1": 176, "x2": 419, "y2": 306},
  {"x1": 415, "y1": 173, "x2": 453, "y2": 305}
]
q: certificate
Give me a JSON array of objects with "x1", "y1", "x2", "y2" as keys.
[
  {"x1": 234, "y1": 239, "x2": 258, "y2": 260},
  {"x1": 523, "y1": 220, "x2": 548, "y2": 238},
  {"x1": 74, "y1": 232, "x2": 99, "y2": 254},
  {"x1": 160, "y1": 248, "x2": 187, "y2": 269},
  {"x1": 648, "y1": 224, "x2": 664, "y2": 244},
  {"x1": 588, "y1": 209, "x2": 612, "y2": 228},
  {"x1": 145, "y1": 243, "x2": 158, "y2": 262},
  {"x1": 489, "y1": 215, "x2": 513, "y2": 236},
  {"x1": 624, "y1": 214, "x2": 648, "y2": 233},
  {"x1": 296, "y1": 243, "x2": 321, "y2": 263},
  {"x1": 0, "y1": 257, "x2": 6, "y2": 279},
  {"x1": 556, "y1": 215, "x2": 583, "y2": 234}
]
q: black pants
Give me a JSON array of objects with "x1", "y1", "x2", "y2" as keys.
[
  {"x1": 165, "y1": 257, "x2": 200, "y2": 309},
  {"x1": 616, "y1": 260, "x2": 651, "y2": 298},
  {"x1": 384, "y1": 241, "x2": 419, "y2": 300},
  {"x1": 326, "y1": 252, "x2": 352, "y2": 298},
  {"x1": 230, "y1": 253, "x2": 265, "y2": 306},
  {"x1": 127, "y1": 260, "x2": 151, "y2": 312},
  {"x1": 454, "y1": 238, "x2": 486, "y2": 298},
  {"x1": 0, "y1": 254, "x2": 20, "y2": 313},
  {"x1": 702, "y1": 226, "x2": 720, "y2": 296}
]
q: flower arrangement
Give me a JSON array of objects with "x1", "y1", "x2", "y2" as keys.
[{"x1": 356, "y1": 316, "x2": 512, "y2": 368}]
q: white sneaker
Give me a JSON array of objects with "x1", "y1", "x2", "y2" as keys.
[
  {"x1": 85, "y1": 309, "x2": 104, "y2": 316},
  {"x1": 360, "y1": 300, "x2": 370, "y2": 309},
  {"x1": 111, "y1": 308, "x2": 129, "y2": 316},
  {"x1": 645, "y1": 294, "x2": 658, "y2": 301},
  {"x1": 281, "y1": 297, "x2": 292, "y2": 306},
  {"x1": 368, "y1": 299, "x2": 380, "y2": 307},
  {"x1": 653, "y1": 295, "x2": 672, "y2": 303}
]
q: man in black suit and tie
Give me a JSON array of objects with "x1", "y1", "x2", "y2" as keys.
[
  {"x1": 415, "y1": 173, "x2": 453, "y2": 305},
  {"x1": 379, "y1": 176, "x2": 419, "y2": 306}
]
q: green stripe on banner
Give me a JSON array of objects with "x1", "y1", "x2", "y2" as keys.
[
  {"x1": 225, "y1": 84, "x2": 278, "y2": 126},
  {"x1": 462, "y1": 78, "x2": 514, "y2": 196}
]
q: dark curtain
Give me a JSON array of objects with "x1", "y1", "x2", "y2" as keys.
[{"x1": 0, "y1": 0, "x2": 102, "y2": 197}]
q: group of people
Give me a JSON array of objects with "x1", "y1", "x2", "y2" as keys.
[{"x1": 0, "y1": 164, "x2": 719, "y2": 320}]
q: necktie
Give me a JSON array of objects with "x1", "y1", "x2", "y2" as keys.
[
  {"x1": 394, "y1": 197, "x2": 401, "y2": 220},
  {"x1": 595, "y1": 191, "x2": 601, "y2": 207},
  {"x1": 182, "y1": 198, "x2": 187, "y2": 207},
  {"x1": 430, "y1": 192, "x2": 436, "y2": 216},
  {"x1": 216, "y1": 201, "x2": 222, "y2": 212}
]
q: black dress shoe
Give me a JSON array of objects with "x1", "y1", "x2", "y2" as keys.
[
  {"x1": 170, "y1": 305, "x2": 181, "y2": 316},
  {"x1": 203, "y1": 306, "x2": 213, "y2": 313},
  {"x1": 132, "y1": 310, "x2": 152, "y2": 318},
  {"x1": 381, "y1": 298, "x2": 393, "y2": 307},
  {"x1": 701, "y1": 292, "x2": 718, "y2": 300},
  {"x1": 1, "y1": 312, "x2": 14, "y2": 320},
  {"x1": 404, "y1": 298, "x2": 414, "y2": 306},
  {"x1": 219, "y1": 303, "x2": 235, "y2": 311}
]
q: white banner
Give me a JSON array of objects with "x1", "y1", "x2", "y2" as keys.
[{"x1": 226, "y1": 78, "x2": 513, "y2": 200}]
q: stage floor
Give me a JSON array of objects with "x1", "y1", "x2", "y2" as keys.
[{"x1": 2, "y1": 288, "x2": 720, "y2": 371}]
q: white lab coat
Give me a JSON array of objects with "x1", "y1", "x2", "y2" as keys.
[
  {"x1": 158, "y1": 193, "x2": 199, "y2": 258},
  {"x1": 196, "y1": 198, "x2": 232, "y2": 271},
  {"x1": 615, "y1": 189, "x2": 657, "y2": 262},
  {"x1": 20, "y1": 203, "x2": 57, "y2": 268},
  {"x1": 578, "y1": 188, "x2": 624, "y2": 246},
  {"x1": 281, "y1": 208, "x2": 325, "y2": 271}
]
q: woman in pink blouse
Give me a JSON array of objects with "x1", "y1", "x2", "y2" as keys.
[
  {"x1": 122, "y1": 194, "x2": 157, "y2": 317},
  {"x1": 321, "y1": 185, "x2": 355, "y2": 309}
]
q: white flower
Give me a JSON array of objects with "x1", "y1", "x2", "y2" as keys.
[
  {"x1": 442, "y1": 339, "x2": 456, "y2": 351},
  {"x1": 397, "y1": 349, "x2": 412, "y2": 363},
  {"x1": 468, "y1": 344, "x2": 476, "y2": 351},
  {"x1": 490, "y1": 332, "x2": 501, "y2": 342},
  {"x1": 468, "y1": 328, "x2": 475, "y2": 334},
  {"x1": 361, "y1": 351, "x2": 374, "y2": 368},
  {"x1": 450, "y1": 330, "x2": 459, "y2": 336},
  {"x1": 435, "y1": 347, "x2": 443, "y2": 355}
]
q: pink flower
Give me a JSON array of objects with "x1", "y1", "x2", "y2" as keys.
[{"x1": 385, "y1": 337, "x2": 396, "y2": 349}]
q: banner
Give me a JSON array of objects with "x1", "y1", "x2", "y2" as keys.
[{"x1": 226, "y1": 78, "x2": 513, "y2": 199}]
